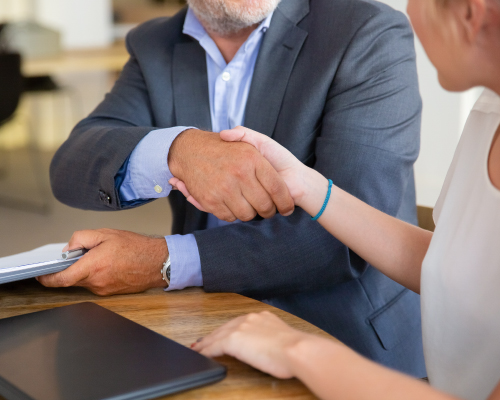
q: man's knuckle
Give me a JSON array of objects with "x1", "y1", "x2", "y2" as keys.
[
  {"x1": 219, "y1": 181, "x2": 233, "y2": 195},
  {"x1": 268, "y1": 182, "x2": 283, "y2": 197},
  {"x1": 203, "y1": 196, "x2": 217, "y2": 210},
  {"x1": 72, "y1": 230, "x2": 84, "y2": 241},
  {"x1": 56, "y1": 275, "x2": 70, "y2": 287},
  {"x1": 257, "y1": 200, "x2": 275, "y2": 214},
  {"x1": 222, "y1": 212, "x2": 236, "y2": 222},
  {"x1": 232, "y1": 166, "x2": 248, "y2": 180},
  {"x1": 240, "y1": 210, "x2": 257, "y2": 222}
]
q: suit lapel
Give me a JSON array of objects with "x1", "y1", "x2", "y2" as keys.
[
  {"x1": 172, "y1": 41, "x2": 212, "y2": 131},
  {"x1": 244, "y1": 0, "x2": 309, "y2": 137}
]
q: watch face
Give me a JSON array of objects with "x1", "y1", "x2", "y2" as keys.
[{"x1": 167, "y1": 266, "x2": 171, "y2": 281}]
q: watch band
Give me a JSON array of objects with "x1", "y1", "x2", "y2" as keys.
[{"x1": 161, "y1": 256, "x2": 171, "y2": 288}]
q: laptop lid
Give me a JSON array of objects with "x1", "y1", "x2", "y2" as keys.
[{"x1": 0, "y1": 302, "x2": 226, "y2": 400}]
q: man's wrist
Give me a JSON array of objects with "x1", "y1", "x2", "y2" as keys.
[
  {"x1": 148, "y1": 236, "x2": 170, "y2": 289},
  {"x1": 161, "y1": 255, "x2": 171, "y2": 287},
  {"x1": 168, "y1": 128, "x2": 199, "y2": 179}
]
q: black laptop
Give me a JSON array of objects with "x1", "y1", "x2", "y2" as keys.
[{"x1": 0, "y1": 303, "x2": 226, "y2": 400}]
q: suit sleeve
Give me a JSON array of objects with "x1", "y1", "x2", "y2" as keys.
[
  {"x1": 50, "y1": 32, "x2": 158, "y2": 211},
  {"x1": 196, "y1": 10, "x2": 421, "y2": 299}
]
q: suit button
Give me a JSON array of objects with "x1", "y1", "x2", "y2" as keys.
[{"x1": 99, "y1": 190, "x2": 112, "y2": 205}]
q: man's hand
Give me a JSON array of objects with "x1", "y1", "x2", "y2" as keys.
[
  {"x1": 37, "y1": 229, "x2": 168, "y2": 296},
  {"x1": 220, "y1": 126, "x2": 308, "y2": 206},
  {"x1": 168, "y1": 129, "x2": 295, "y2": 222}
]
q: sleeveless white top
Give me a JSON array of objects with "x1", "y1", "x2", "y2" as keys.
[{"x1": 421, "y1": 89, "x2": 500, "y2": 400}]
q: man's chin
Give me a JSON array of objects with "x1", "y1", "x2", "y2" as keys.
[
  {"x1": 197, "y1": 15, "x2": 256, "y2": 37},
  {"x1": 187, "y1": 0, "x2": 281, "y2": 37}
]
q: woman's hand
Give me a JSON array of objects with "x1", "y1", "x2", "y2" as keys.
[
  {"x1": 220, "y1": 126, "x2": 308, "y2": 205},
  {"x1": 191, "y1": 311, "x2": 311, "y2": 379}
]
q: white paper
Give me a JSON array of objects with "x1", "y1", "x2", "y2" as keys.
[{"x1": 0, "y1": 243, "x2": 68, "y2": 270}]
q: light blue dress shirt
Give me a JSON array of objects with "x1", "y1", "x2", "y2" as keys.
[{"x1": 118, "y1": 9, "x2": 273, "y2": 290}]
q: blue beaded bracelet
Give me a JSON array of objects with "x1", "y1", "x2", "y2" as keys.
[{"x1": 311, "y1": 179, "x2": 333, "y2": 221}]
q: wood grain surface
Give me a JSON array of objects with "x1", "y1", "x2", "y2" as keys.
[{"x1": 0, "y1": 280, "x2": 336, "y2": 399}]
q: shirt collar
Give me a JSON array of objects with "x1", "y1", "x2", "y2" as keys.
[{"x1": 183, "y1": 7, "x2": 273, "y2": 44}]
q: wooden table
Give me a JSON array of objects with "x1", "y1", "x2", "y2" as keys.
[
  {"x1": 0, "y1": 280, "x2": 336, "y2": 399},
  {"x1": 22, "y1": 43, "x2": 129, "y2": 77}
]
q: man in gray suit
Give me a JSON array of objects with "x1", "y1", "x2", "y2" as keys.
[{"x1": 46, "y1": 0, "x2": 426, "y2": 377}]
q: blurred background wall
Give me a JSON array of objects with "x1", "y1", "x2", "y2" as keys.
[
  {"x1": 380, "y1": 0, "x2": 482, "y2": 208},
  {"x1": 0, "y1": 0, "x2": 113, "y2": 48},
  {"x1": 0, "y1": 0, "x2": 482, "y2": 255}
]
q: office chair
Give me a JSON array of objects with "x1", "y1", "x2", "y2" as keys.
[
  {"x1": 0, "y1": 51, "x2": 51, "y2": 214},
  {"x1": 0, "y1": 52, "x2": 22, "y2": 180}
]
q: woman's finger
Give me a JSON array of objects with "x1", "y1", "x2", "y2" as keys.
[
  {"x1": 220, "y1": 126, "x2": 268, "y2": 154},
  {"x1": 169, "y1": 177, "x2": 208, "y2": 212}
]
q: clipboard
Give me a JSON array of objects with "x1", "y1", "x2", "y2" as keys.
[
  {"x1": 0, "y1": 258, "x2": 79, "y2": 284},
  {"x1": 0, "y1": 243, "x2": 79, "y2": 285}
]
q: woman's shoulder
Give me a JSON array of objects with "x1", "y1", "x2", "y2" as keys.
[
  {"x1": 488, "y1": 124, "x2": 500, "y2": 190},
  {"x1": 473, "y1": 89, "x2": 500, "y2": 114}
]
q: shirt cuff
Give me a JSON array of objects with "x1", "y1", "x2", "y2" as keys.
[
  {"x1": 164, "y1": 234, "x2": 203, "y2": 291},
  {"x1": 118, "y1": 126, "x2": 195, "y2": 201}
]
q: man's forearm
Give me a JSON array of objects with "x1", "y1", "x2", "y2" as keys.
[{"x1": 117, "y1": 126, "x2": 196, "y2": 204}]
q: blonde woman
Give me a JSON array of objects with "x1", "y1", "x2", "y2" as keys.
[{"x1": 189, "y1": 0, "x2": 500, "y2": 398}]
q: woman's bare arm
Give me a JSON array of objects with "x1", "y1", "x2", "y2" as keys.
[
  {"x1": 193, "y1": 311, "x2": 457, "y2": 400},
  {"x1": 221, "y1": 127, "x2": 432, "y2": 293},
  {"x1": 298, "y1": 167, "x2": 432, "y2": 293}
]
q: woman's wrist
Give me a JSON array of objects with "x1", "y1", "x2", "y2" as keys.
[
  {"x1": 284, "y1": 333, "x2": 343, "y2": 380},
  {"x1": 294, "y1": 167, "x2": 331, "y2": 216}
]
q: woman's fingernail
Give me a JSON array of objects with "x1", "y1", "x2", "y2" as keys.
[{"x1": 190, "y1": 343, "x2": 196, "y2": 348}]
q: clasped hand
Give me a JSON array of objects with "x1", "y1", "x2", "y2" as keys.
[
  {"x1": 37, "y1": 127, "x2": 303, "y2": 297},
  {"x1": 169, "y1": 127, "x2": 307, "y2": 219}
]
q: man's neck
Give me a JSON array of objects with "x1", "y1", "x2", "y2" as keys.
[{"x1": 205, "y1": 24, "x2": 259, "y2": 64}]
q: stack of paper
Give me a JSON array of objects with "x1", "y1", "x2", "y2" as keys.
[{"x1": 0, "y1": 244, "x2": 79, "y2": 284}]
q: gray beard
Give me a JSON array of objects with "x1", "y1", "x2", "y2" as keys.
[{"x1": 187, "y1": 0, "x2": 281, "y2": 37}]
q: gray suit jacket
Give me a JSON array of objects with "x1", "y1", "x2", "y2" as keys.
[{"x1": 50, "y1": 0, "x2": 426, "y2": 376}]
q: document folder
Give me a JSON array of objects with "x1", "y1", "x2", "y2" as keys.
[
  {"x1": 0, "y1": 244, "x2": 78, "y2": 285},
  {"x1": 0, "y1": 258, "x2": 78, "y2": 284}
]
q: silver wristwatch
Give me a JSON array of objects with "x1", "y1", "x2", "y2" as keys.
[{"x1": 161, "y1": 256, "x2": 171, "y2": 288}]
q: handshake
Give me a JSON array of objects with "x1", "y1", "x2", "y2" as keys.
[
  {"x1": 168, "y1": 126, "x2": 311, "y2": 222},
  {"x1": 37, "y1": 126, "x2": 328, "y2": 296}
]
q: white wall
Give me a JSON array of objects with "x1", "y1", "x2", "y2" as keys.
[
  {"x1": 0, "y1": 0, "x2": 35, "y2": 21},
  {"x1": 0, "y1": 0, "x2": 113, "y2": 49},
  {"x1": 379, "y1": 0, "x2": 482, "y2": 207},
  {"x1": 36, "y1": 0, "x2": 113, "y2": 49},
  {"x1": 0, "y1": 0, "x2": 114, "y2": 151}
]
